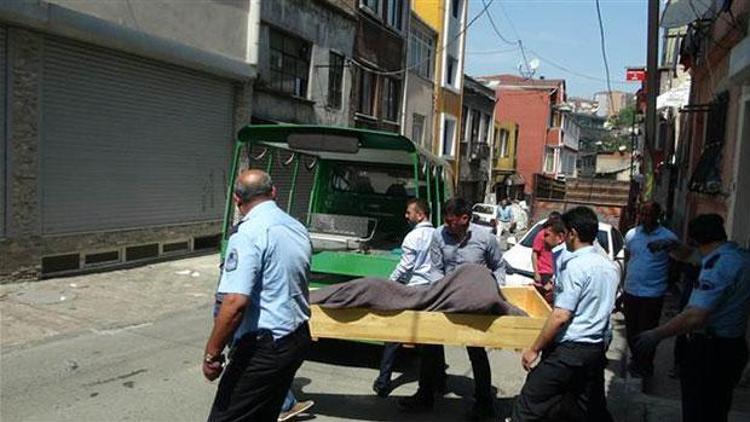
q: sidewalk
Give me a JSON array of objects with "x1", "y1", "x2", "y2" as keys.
[{"x1": 0, "y1": 254, "x2": 220, "y2": 350}]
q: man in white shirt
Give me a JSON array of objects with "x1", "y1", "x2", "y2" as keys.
[{"x1": 373, "y1": 198, "x2": 439, "y2": 397}]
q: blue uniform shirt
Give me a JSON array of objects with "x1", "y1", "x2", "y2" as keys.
[
  {"x1": 217, "y1": 200, "x2": 312, "y2": 341},
  {"x1": 624, "y1": 225, "x2": 678, "y2": 297},
  {"x1": 496, "y1": 206, "x2": 513, "y2": 222},
  {"x1": 687, "y1": 242, "x2": 750, "y2": 338},
  {"x1": 554, "y1": 245, "x2": 619, "y2": 344}
]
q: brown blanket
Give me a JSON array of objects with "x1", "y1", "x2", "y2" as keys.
[{"x1": 311, "y1": 264, "x2": 527, "y2": 316}]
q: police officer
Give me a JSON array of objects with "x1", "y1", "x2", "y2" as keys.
[
  {"x1": 203, "y1": 169, "x2": 313, "y2": 422},
  {"x1": 512, "y1": 206, "x2": 619, "y2": 421},
  {"x1": 634, "y1": 214, "x2": 750, "y2": 422}
]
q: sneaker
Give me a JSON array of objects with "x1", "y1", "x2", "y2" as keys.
[
  {"x1": 397, "y1": 393, "x2": 434, "y2": 413},
  {"x1": 372, "y1": 380, "x2": 392, "y2": 398},
  {"x1": 277, "y1": 400, "x2": 314, "y2": 422},
  {"x1": 466, "y1": 402, "x2": 497, "y2": 421}
]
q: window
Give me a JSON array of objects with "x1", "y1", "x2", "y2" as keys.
[
  {"x1": 544, "y1": 147, "x2": 555, "y2": 173},
  {"x1": 499, "y1": 129, "x2": 510, "y2": 158},
  {"x1": 386, "y1": 0, "x2": 403, "y2": 30},
  {"x1": 358, "y1": 70, "x2": 376, "y2": 116},
  {"x1": 331, "y1": 163, "x2": 413, "y2": 196},
  {"x1": 442, "y1": 115, "x2": 457, "y2": 157},
  {"x1": 361, "y1": 0, "x2": 379, "y2": 13},
  {"x1": 269, "y1": 28, "x2": 310, "y2": 97},
  {"x1": 451, "y1": 0, "x2": 461, "y2": 19},
  {"x1": 470, "y1": 109, "x2": 481, "y2": 145},
  {"x1": 383, "y1": 77, "x2": 400, "y2": 122},
  {"x1": 445, "y1": 55, "x2": 458, "y2": 87},
  {"x1": 412, "y1": 114, "x2": 425, "y2": 146},
  {"x1": 408, "y1": 25, "x2": 435, "y2": 79},
  {"x1": 480, "y1": 114, "x2": 490, "y2": 144},
  {"x1": 327, "y1": 52, "x2": 344, "y2": 109},
  {"x1": 460, "y1": 106, "x2": 468, "y2": 143}
]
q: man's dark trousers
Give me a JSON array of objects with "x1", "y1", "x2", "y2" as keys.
[
  {"x1": 680, "y1": 335, "x2": 748, "y2": 422},
  {"x1": 208, "y1": 323, "x2": 311, "y2": 422},
  {"x1": 418, "y1": 345, "x2": 493, "y2": 406},
  {"x1": 623, "y1": 292, "x2": 664, "y2": 375},
  {"x1": 374, "y1": 342, "x2": 401, "y2": 390},
  {"x1": 512, "y1": 342, "x2": 612, "y2": 422}
]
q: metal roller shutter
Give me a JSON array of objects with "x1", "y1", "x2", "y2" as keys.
[
  {"x1": 41, "y1": 37, "x2": 234, "y2": 234},
  {"x1": 1, "y1": 26, "x2": 6, "y2": 237}
]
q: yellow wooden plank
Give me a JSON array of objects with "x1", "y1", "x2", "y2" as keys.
[{"x1": 309, "y1": 283, "x2": 552, "y2": 349}]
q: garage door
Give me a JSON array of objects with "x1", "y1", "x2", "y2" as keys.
[
  {"x1": 1, "y1": 26, "x2": 6, "y2": 238},
  {"x1": 41, "y1": 37, "x2": 234, "y2": 234}
]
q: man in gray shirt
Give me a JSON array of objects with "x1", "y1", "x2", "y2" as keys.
[{"x1": 398, "y1": 198, "x2": 505, "y2": 421}]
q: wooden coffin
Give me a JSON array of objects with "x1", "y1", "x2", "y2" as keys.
[{"x1": 309, "y1": 286, "x2": 551, "y2": 350}]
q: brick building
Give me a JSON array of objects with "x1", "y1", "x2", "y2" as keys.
[{"x1": 478, "y1": 75, "x2": 567, "y2": 196}]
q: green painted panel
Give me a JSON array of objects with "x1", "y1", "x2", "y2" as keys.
[{"x1": 311, "y1": 251, "x2": 400, "y2": 279}]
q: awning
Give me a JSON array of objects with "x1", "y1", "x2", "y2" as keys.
[
  {"x1": 661, "y1": 0, "x2": 713, "y2": 29},
  {"x1": 657, "y1": 81, "x2": 691, "y2": 109}
]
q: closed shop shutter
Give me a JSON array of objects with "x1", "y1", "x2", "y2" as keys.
[
  {"x1": 1, "y1": 26, "x2": 6, "y2": 238},
  {"x1": 41, "y1": 37, "x2": 234, "y2": 234}
]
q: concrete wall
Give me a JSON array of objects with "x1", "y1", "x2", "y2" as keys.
[
  {"x1": 253, "y1": 0, "x2": 355, "y2": 125},
  {"x1": 403, "y1": 72, "x2": 435, "y2": 148},
  {"x1": 496, "y1": 88, "x2": 552, "y2": 194},
  {"x1": 47, "y1": 0, "x2": 252, "y2": 62}
]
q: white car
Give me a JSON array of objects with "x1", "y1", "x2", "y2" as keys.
[
  {"x1": 471, "y1": 203, "x2": 498, "y2": 235},
  {"x1": 502, "y1": 218, "x2": 625, "y2": 286}
]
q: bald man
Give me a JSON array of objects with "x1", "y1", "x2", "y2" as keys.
[{"x1": 203, "y1": 170, "x2": 313, "y2": 422}]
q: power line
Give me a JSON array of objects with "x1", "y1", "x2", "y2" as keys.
[
  {"x1": 483, "y1": 0, "x2": 532, "y2": 76},
  {"x1": 350, "y1": 0, "x2": 496, "y2": 76},
  {"x1": 594, "y1": 0, "x2": 615, "y2": 112},
  {"x1": 467, "y1": 47, "x2": 520, "y2": 55},
  {"x1": 527, "y1": 49, "x2": 632, "y2": 86}
]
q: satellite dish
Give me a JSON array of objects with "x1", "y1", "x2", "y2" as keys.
[{"x1": 529, "y1": 58, "x2": 540, "y2": 72}]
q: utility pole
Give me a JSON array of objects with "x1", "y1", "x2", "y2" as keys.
[{"x1": 645, "y1": 0, "x2": 659, "y2": 155}]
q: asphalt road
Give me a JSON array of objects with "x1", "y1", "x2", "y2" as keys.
[{"x1": 1, "y1": 304, "x2": 536, "y2": 422}]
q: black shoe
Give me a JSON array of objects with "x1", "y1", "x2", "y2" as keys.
[
  {"x1": 397, "y1": 393, "x2": 434, "y2": 413},
  {"x1": 437, "y1": 374, "x2": 448, "y2": 394},
  {"x1": 466, "y1": 402, "x2": 497, "y2": 421},
  {"x1": 372, "y1": 380, "x2": 391, "y2": 398}
]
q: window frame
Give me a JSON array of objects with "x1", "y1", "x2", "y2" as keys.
[
  {"x1": 408, "y1": 24, "x2": 435, "y2": 80},
  {"x1": 327, "y1": 51, "x2": 345, "y2": 109},
  {"x1": 441, "y1": 113, "x2": 458, "y2": 157},
  {"x1": 268, "y1": 27, "x2": 311, "y2": 98},
  {"x1": 382, "y1": 77, "x2": 400, "y2": 123},
  {"x1": 357, "y1": 69, "x2": 377, "y2": 117}
]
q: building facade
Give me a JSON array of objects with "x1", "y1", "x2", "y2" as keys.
[
  {"x1": 480, "y1": 75, "x2": 566, "y2": 195},
  {"x1": 253, "y1": 0, "x2": 357, "y2": 126},
  {"x1": 660, "y1": 0, "x2": 750, "y2": 248},
  {"x1": 412, "y1": 0, "x2": 468, "y2": 181},
  {"x1": 351, "y1": 0, "x2": 409, "y2": 134},
  {"x1": 457, "y1": 75, "x2": 494, "y2": 204},
  {"x1": 0, "y1": 0, "x2": 258, "y2": 281},
  {"x1": 491, "y1": 120, "x2": 522, "y2": 200},
  {"x1": 401, "y1": 11, "x2": 436, "y2": 149}
]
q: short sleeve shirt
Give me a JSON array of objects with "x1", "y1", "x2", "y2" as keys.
[
  {"x1": 532, "y1": 230, "x2": 555, "y2": 275},
  {"x1": 687, "y1": 242, "x2": 750, "y2": 338},
  {"x1": 554, "y1": 246, "x2": 620, "y2": 343},
  {"x1": 496, "y1": 206, "x2": 513, "y2": 222},
  {"x1": 624, "y1": 225, "x2": 678, "y2": 297},
  {"x1": 217, "y1": 201, "x2": 312, "y2": 341}
]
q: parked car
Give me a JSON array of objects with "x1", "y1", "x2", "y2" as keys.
[
  {"x1": 502, "y1": 217, "x2": 625, "y2": 286},
  {"x1": 472, "y1": 203, "x2": 498, "y2": 235}
]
